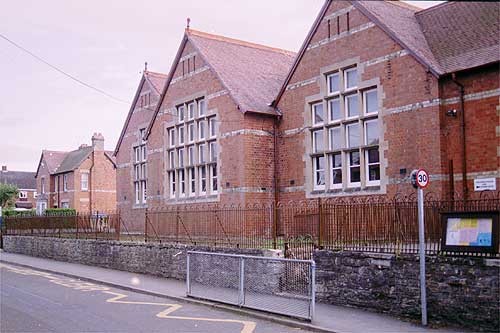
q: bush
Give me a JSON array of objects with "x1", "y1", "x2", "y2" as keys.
[
  {"x1": 45, "y1": 208, "x2": 77, "y2": 216},
  {"x1": 3, "y1": 209, "x2": 36, "y2": 217}
]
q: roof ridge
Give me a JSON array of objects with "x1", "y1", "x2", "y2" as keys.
[
  {"x1": 383, "y1": 0, "x2": 420, "y2": 12},
  {"x1": 415, "y1": 1, "x2": 452, "y2": 15},
  {"x1": 145, "y1": 70, "x2": 168, "y2": 78},
  {"x1": 187, "y1": 28, "x2": 296, "y2": 56}
]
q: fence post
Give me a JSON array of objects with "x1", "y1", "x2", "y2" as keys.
[
  {"x1": 186, "y1": 252, "x2": 191, "y2": 296},
  {"x1": 311, "y1": 260, "x2": 316, "y2": 321},
  {"x1": 318, "y1": 198, "x2": 323, "y2": 249},
  {"x1": 95, "y1": 210, "x2": 99, "y2": 240},
  {"x1": 239, "y1": 257, "x2": 245, "y2": 306},
  {"x1": 76, "y1": 212, "x2": 79, "y2": 239},
  {"x1": 272, "y1": 203, "x2": 278, "y2": 249},
  {"x1": 145, "y1": 208, "x2": 148, "y2": 243}
]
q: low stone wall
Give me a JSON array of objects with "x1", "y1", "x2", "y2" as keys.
[
  {"x1": 2, "y1": 236, "x2": 280, "y2": 281},
  {"x1": 314, "y1": 250, "x2": 500, "y2": 332}
]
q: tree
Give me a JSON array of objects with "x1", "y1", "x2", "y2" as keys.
[{"x1": 0, "y1": 184, "x2": 18, "y2": 209}]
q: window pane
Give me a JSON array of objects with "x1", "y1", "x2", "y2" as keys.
[
  {"x1": 169, "y1": 129, "x2": 175, "y2": 147},
  {"x1": 198, "y1": 99, "x2": 206, "y2": 116},
  {"x1": 209, "y1": 118, "x2": 217, "y2": 137},
  {"x1": 178, "y1": 149, "x2": 184, "y2": 167},
  {"x1": 178, "y1": 106, "x2": 185, "y2": 122},
  {"x1": 329, "y1": 98, "x2": 341, "y2": 121},
  {"x1": 365, "y1": 120, "x2": 379, "y2": 145},
  {"x1": 312, "y1": 103, "x2": 324, "y2": 125},
  {"x1": 314, "y1": 156, "x2": 325, "y2": 187},
  {"x1": 365, "y1": 89, "x2": 378, "y2": 114},
  {"x1": 367, "y1": 148, "x2": 380, "y2": 164},
  {"x1": 211, "y1": 165, "x2": 218, "y2": 193},
  {"x1": 210, "y1": 142, "x2": 217, "y2": 162},
  {"x1": 350, "y1": 151, "x2": 360, "y2": 165},
  {"x1": 346, "y1": 94, "x2": 359, "y2": 117},
  {"x1": 169, "y1": 151, "x2": 175, "y2": 169},
  {"x1": 349, "y1": 151, "x2": 360, "y2": 184},
  {"x1": 347, "y1": 123, "x2": 360, "y2": 148},
  {"x1": 199, "y1": 121, "x2": 205, "y2": 139},
  {"x1": 188, "y1": 103, "x2": 195, "y2": 119},
  {"x1": 179, "y1": 127, "x2": 185, "y2": 144},
  {"x1": 199, "y1": 144, "x2": 206, "y2": 163},
  {"x1": 313, "y1": 130, "x2": 324, "y2": 152},
  {"x1": 331, "y1": 154, "x2": 342, "y2": 185},
  {"x1": 328, "y1": 73, "x2": 340, "y2": 93},
  {"x1": 329, "y1": 126, "x2": 342, "y2": 150},
  {"x1": 188, "y1": 146, "x2": 194, "y2": 165},
  {"x1": 345, "y1": 68, "x2": 358, "y2": 89}
]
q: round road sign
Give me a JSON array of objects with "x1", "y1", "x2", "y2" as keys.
[{"x1": 416, "y1": 169, "x2": 429, "y2": 189}]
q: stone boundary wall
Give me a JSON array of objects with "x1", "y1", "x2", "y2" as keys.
[
  {"x1": 2, "y1": 236, "x2": 281, "y2": 281},
  {"x1": 314, "y1": 250, "x2": 500, "y2": 332}
]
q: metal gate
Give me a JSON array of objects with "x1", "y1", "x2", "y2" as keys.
[{"x1": 187, "y1": 251, "x2": 315, "y2": 321}]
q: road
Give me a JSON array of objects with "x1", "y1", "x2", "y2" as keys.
[{"x1": 0, "y1": 263, "x2": 307, "y2": 333}]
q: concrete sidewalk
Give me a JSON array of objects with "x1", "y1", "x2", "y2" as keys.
[{"x1": 0, "y1": 251, "x2": 463, "y2": 333}]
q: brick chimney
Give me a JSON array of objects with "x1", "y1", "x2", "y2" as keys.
[
  {"x1": 1, "y1": 165, "x2": 6, "y2": 172},
  {"x1": 91, "y1": 133, "x2": 105, "y2": 151}
]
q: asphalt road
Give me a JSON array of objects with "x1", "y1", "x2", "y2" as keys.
[{"x1": 0, "y1": 263, "x2": 307, "y2": 333}]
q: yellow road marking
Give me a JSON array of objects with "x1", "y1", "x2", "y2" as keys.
[{"x1": 1, "y1": 263, "x2": 256, "y2": 333}]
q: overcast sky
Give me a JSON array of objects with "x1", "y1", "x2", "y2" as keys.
[{"x1": 0, "y1": 0, "x2": 443, "y2": 172}]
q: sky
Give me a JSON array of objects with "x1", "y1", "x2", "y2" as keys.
[{"x1": 0, "y1": 0, "x2": 444, "y2": 172}]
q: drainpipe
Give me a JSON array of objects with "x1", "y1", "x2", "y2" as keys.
[
  {"x1": 272, "y1": 115, "x2": 281, "y2": 249},
  {"x1": 89, "y1": 151, "x2": 95, "y2": 214},
  {"x1": 451, "y1": 73, "x2": 467, "y2": 200}
]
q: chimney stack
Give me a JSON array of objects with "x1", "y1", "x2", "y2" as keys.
[
  {"x1": 91, "y1": 133, "x2": 105, "y2": 151},
  {"x1": 1, "y1": 165, "x2": 6, "y2": 172}
]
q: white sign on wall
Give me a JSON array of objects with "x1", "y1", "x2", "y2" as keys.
[{"x1": 474, "y1": 178, "x2": 497, "y2": 191}]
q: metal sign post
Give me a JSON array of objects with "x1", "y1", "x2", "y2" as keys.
[{"x1": 411, "y1": 168, "x2": 429, "y2": 326}]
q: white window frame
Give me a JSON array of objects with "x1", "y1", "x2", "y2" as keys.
[
  {"x1": 81, "y1": 173, "x2": 89, "y2": 191},
  {"x1": 365, "y1": 148, "x2": 381, "y2": 186},
  {"x1": 347, "y1": 151, "x2": 361, "y2": 188},
  {"x1": 199, "y1": 166, "x2": 207, "y2": 195},
  {"x1": 311, "y1": 102, "x2": 324, "y2": 126},
  {"x1": 344, "y1": 67, "x2": 358, "y2": 91},
  {"x1": 346, "y1": 122, "x2": 360, "y2": 148},
  {"x1": 19, "y1": 191, "x2": 28, "y2": 199},
  {"x1": 178, "y1": 126, "x2": 185, "y2": 145},
  {"x1": 63, "y1": 174, "x2": 68, "y2": 192},
  {"x1": 134, "y1": 182, "x2": 140, "y2": 204},
  {"x1": 178, "y1": 105, "x2": 185, "y2": 123},
  {"x1": 178, "y1": 148, "x2": 185, "y2": 168},
  {"x1": 169, "y1": 171, "x2": 176, "y2": 199},
  {"x1": 210, "y1": 164, "x2": 218, "y2": 194},
  {"x1": 327, "y1": 72, "x2": 340, "y2": 95},
  {"x1": 312, "y1": 129, "x2": 324, "y2": 153},
  {"x1": 189, "y1": 167, "x2": 196, "y2": 197},
  {"x1": 364, "y1": 88, "x2": 378, "y2": 115},
  {"x1": 188, "y1": 146, "x2": 195, "y2": 166},
  {"x1": 141, "y1": 180, "x2": 147, "y2": 203},
  {"x1": 198, "y1": 121, "x2": 206, "y2": 140},
  {"x1": 330, "y1": 153, "x2": 343, "y2": 189},
  {"x1": 209, "y1": 142, "x2": 217, "y2": 162},
  {"x1": 179, "y1": 169, "x2": 186, "y2": 197},
  {"x1": 199, "y1": 143, "x2": 206, "y2": 164},
  {"x1": 198, "y1": 99, "x2": 206, "y2": 117},
  {"x1": 188, "y1": 123, "x2": 195, "y2": 143},
  {"x1": 169, "y1": 128, "x2": 176, "y2": 147},
  {"x1": 345, "y1": 93, "x2": 359, "y2": 119},
  {"x1": 328, "y1": 97, "x2": 341, "y2": 123},
  {"x1": 188, "y1": 102, "x2": 195, "y2": 120},
  {"x1": 209, "y1": 118, "x2": 217, "y2": 138},
  {"x1": 313, "y1": 155, "x2": 326, "y2": 190},
  {"x1": 329, "y1": 126, "x2": 342, "y2": 151},
  {"x1": 169, "y1": 150, "x2": 175, "y2": 169},
  {"x1": 364, "y1": 119, "x2": 379, "y2": 146}
]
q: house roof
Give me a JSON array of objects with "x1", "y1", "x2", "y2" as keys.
[
  {"x1": 114, "y1": 70, "x2": 167, "y2": 156},
  {"x1": 0, "y1": 170, "x2": 36, "y2": 189},
  {"x1": 146, "y1": 29, "x2": 296, "y2": 138},
  {"x1": 36, "y1": 150, "x2": 68, "y2": 177},
  {"x1": 273, "y1": 0, "x2": 500, "y2": 106},
  {"x1": 415, "y1": 1, "x2": 500, "y2": 74},
  {"x1": 54, "y1": 146, "x2": 94, "y2": 174}
]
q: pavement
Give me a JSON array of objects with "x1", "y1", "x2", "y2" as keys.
[{"x1": 0, "y1": 251, "x2": 465, "y2": 333}]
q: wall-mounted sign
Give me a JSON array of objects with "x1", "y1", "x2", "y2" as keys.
[
  {"x1": 474, "y1": 178, "x2": 497, "y2": 191},
  {"x1": 441, "y1": 211, "x2": 499, "y2": 253}
]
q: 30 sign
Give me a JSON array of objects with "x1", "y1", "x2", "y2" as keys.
[{"x1": 416, "y1": 169, "x2": 429, "y2": 189}]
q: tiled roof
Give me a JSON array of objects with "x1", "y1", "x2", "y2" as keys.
[
  {"x1": 54, "y1": 146, "x2": 94, "y2": 174},
  {"x1": 145, "y1": 71, "x2": 168, "y2": 94},
  {"x1": 354, "y1": 1, "x2": 442, "y2": 75},
  {"x1": 0, "y1": 170, "x2": 36, "y2": 189},
  {"x1": 41, "y1": 150, "x2": 68, "y2": 174},
  {"x1": 187, "y1": 29, "x2": 296, "y2": 115},
  {"x1": 114, "y1": 71, "x2": 167, "y2": 155},
  {"x1": 415, "y1": 1, "x2": 500, "y2": 73}
]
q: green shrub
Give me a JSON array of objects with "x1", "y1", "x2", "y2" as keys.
[
  {"x1": 3, "y1": 209, "x2": 36, "y2": 217},
  {"x1": 45, "y1": 208, "x2": 77, "y2": 216}
]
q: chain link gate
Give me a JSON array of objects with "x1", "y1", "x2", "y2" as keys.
[{"x1": 186, "y1": 251, "x2": 315, "y2": 321}]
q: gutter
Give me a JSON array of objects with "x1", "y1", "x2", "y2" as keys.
[{"x1": 451, "y1": 73, "x2": 467, "y2": 200}]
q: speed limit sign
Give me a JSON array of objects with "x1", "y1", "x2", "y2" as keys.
[{"x1": 416, "y1": 169, "x2": 429, "y2": 189}]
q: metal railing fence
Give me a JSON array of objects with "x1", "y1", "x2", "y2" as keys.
[
  {"x1": 187, "y1": 251, "x2": 315, "y2": 321},
  {"x1": 3, "y1": 211, "x2": 120, "y2": 240}
]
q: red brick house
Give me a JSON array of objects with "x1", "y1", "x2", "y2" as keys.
[
  {"x1": 144, "y1": 28, "x2": 295, "y2": 210},
  {"x1": 0, "y1": 166, "x2": 37, "y2": 209},
  {"x1": 272, "y1": 0, "x2": 499, "y2": 201},
  {"x1": 114, "y1": 70, "x2": 167, "y2": 231},
  {"x1": 35, "y1": 134, "x2": 117, "y2": 213}
]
